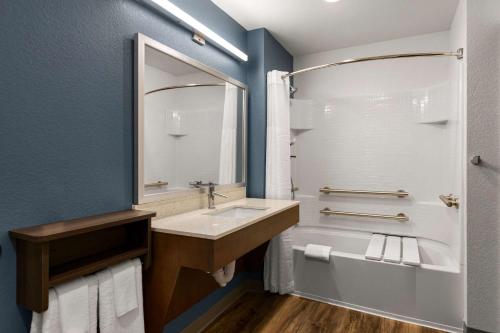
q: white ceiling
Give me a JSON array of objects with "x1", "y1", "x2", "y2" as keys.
[{"x1": 212, "y1": 0, "x2": 459, "y2": 56}]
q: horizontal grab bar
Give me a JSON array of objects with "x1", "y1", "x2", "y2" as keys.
[
  {"x1": 145, "y1": 181, "x2": 169, "y2": 187},
  {"x1": 319, "y1": 186, "x2": 408, "y2": 198},
  {"x1": 320, "y1": 208, "x2": 409, "y2": 222}
]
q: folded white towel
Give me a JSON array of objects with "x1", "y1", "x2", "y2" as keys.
[
  {"x1": 365, "y1": 234, "x2": 386, "y2": 261},
  {"x1": 86, "y1": 275, "x2": 98, "y2": 333},
  {"x1": 30, "y1": 289, "x2": 62, "y2": 333},
  {"x1": 304, "y1": 244, "x2": 331, "y2": 262},
  {"x1": 110, "y1": 260, "x2": 138, "y2": 317},
  {"x1": 383, "y1": 236, "x2": 402, "y2": 263},
  {"x1": 97, "y1": 259, "x2": 145, "y2": 333},
  {"x1": 31, "y1": 275, "x2": 97, "y2": 333},
  {"x1": 402, "y1": 237, "x2": 421, "y2": 266},
  {"x1": 54, "y1": 277, "x2": 89, "y2": 333}
]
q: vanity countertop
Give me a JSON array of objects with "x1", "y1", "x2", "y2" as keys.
[{"x1": 152, "y1": 198, "x2": 299, "y2": 240}]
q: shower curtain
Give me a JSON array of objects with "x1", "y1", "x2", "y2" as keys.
[
  {"x1": 218, "y1": 83, "x2": 238, "y2": 184},
  {"x1": 263, "y1": 70, "x2": 294, "y2": 294}
]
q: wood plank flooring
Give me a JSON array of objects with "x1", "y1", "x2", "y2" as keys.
[{"x1": 202, "y1": 292, "x2": 444, "y2": 333}]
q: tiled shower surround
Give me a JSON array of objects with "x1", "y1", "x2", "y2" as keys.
[{"x1": 291, "y1": 31, "x2": 463, "y2": 262}]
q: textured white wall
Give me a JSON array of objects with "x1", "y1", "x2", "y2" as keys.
[
  {"x1": 449, "y1": 0, "x2": 468, "y2": 325},
  {"x1": 293, "y1": 32, "x2": 463, "y2": 261},
  {"x1": 466, "y1": 0, "x2": 500, "y2": 331}
]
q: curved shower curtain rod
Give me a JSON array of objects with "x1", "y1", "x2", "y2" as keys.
[
  {"x1": 145, "y1": 83, "x2": 226, "y2": 95},
  {"x1": 282, "y1": 48, "x2": 464, "y2": 79}
]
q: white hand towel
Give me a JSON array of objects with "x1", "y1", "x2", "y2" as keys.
[
  {"x1": 30, "y1": 289, "x2": 62, "y2": 333},
  {"x1": 31, "y1": 275, "x2": 97, "y2": 333},
  {"x1": 304, "y1": 244, "x2": 331, "y2": 262},
  {"x1": 54, "y1": 277, "x2": 89, "y2": 333},
  {"x1": 110, "y1": 260, "x2": 138, "y2": 317},
  {"x1": 97, "y1": 259, "x2": 145, "y2": 333},
  {"x1": 86, "y1": 275, "x2": 98, "y2": 333}
]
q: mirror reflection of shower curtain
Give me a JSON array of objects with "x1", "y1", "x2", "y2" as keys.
[{"x1": 218, "y1": 83, "x2": 238, "y2": 184}]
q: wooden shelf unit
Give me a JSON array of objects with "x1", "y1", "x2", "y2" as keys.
[{"x1": 10, "y1": 209, "x2": 155, "y2": 312}]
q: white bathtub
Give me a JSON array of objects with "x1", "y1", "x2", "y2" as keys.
[{"x1": 292, "y1": 227, "x2": 463, "y2": 332}]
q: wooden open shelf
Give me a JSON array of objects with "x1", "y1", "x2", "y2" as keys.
[
  {"x1": 10, "y1": 209, "x2": 155, "y2": 312},
  {"x1": 49, "y1": 247, "x2": 148, "y2": 287}
]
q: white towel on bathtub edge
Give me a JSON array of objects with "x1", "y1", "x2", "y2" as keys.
[{"x1": 304, "y1": 244, "x2": 331, "y2": 262}]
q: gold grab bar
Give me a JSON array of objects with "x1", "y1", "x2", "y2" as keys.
[
  {"x1": 439, "y1": 194, "x2": 459, "y2": 209},
  {"x1": 320, "y1": 208, "x2": 409, "y2": 222},
  {"x1": 145, "y1": 181, "x2": 169, "y2": 188},
  {"x1": 319, "y1": 186, "x2": 408, "y2": 198}
]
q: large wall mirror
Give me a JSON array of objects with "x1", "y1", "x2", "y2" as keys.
[{"x1": 134, "y1": 33, "x2": 247, "y2": 204}]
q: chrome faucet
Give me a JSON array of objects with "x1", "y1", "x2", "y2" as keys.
[{"x1": 189, "y1": 181, "x2": 229, "y2": 209}]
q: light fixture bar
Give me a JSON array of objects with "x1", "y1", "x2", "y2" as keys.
[{"x1": 149, "y1": 0, "x2": 248, "y2": 62}]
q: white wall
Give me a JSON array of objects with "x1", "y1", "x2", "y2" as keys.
[
  {"x1": 466, "y1": 0, "x2": 500, "y2": 331},
  {"x1": 292, "y1": 32, "x2": 463, "y2": 261},
  {"x1": 449, "y1": 0, "x2": 468, "y2": 327}
]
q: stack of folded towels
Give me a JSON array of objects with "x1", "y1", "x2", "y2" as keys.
[{"x1": 30, "y1": 258, "x2": 144, "y2": 333}]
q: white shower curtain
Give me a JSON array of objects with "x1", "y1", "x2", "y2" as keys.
[
  {"x1": 263, "y1": 70, "x2": 294, "y2": 294},
  {"x1": 218, "y1": 83, "x2": 238, "y2": 184}
]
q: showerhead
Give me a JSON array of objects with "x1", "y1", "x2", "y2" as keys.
[{"x1": 290, "y1": 85, "x2": 298, "y2": 98}]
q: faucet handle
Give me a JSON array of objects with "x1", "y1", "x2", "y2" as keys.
[
  {"x1": 189, "y1": 180, "x2": 203, "y2": 187},
  {"x1": 213, "y1": 192, "x2": 229, "y2": 198}
]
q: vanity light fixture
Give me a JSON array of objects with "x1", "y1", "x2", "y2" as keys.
[{"x1": 148, "y1": 0, "x2": 248, "y2": 61}]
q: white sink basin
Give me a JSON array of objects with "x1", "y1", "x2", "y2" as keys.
[{"x1": 205, "y1": 206, "x2": 269, "y2": 219}]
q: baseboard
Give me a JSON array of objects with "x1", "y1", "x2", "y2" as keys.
[
  {"x1": 181, "y1": 279, "x2": 263, "y2": 333},
  {"x1": 464, "y1": 324, "x2": 492, "y2": 333}
]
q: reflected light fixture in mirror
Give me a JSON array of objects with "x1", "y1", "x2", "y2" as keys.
[{"x1": 148, "y1": 0, "x2": 248, "y2": 61}]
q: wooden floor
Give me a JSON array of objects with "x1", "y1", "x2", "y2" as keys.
[{"x1": 202, "y1": 292, "x2": 444, "y2": 333}]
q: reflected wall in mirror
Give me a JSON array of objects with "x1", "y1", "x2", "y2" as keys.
[{"x1": 135, "y1": 33, "x2": 247, "y2": 204}]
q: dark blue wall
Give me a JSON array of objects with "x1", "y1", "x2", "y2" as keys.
[
  {"x1": 0, "y1": 1, "x2": 247, "y2": 331},
  {"x1": 246, "y1": 29, "x2": 267, "y2": 197},
  {"x1": 263, "y1": 29, "x2": 294, "y2": 82},
  {"x1": 246, "y1": 29, "x2": 293, "y2": 198},
  {"x1": 0, "y1": 1, "x2": 292, "y2": 331}
]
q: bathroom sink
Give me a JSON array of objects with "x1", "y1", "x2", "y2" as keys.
[{"x1": 205, "y1": 206, "x2": 269, "y2": 219}]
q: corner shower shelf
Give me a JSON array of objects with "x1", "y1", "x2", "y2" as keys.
[
  {"x1": 10, "y1": 209, "x2": 155, "y2": 312},
  {"x1": 418, "y1": 118, "x2": 448, "y2": 125},
  {"x1": 168, "y1": 132, "x2": 188, "y2": 137}
]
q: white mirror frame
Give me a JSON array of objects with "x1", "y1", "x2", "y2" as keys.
[{"x1": 134, "y1": 33, "x2": 248, "y2": 204}]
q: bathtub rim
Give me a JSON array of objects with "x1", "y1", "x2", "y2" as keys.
[{"x1": 291, "y1": 226, "x2": 461, "y2": 273}]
